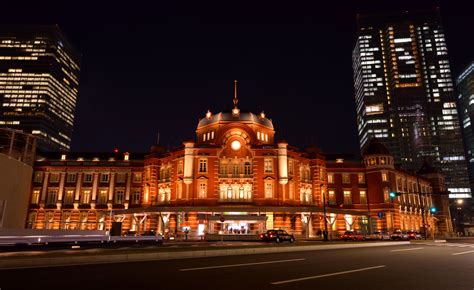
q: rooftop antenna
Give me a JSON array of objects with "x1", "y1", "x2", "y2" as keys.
[
  {"x1": 233, "y1": 80, "x2": 238, "y2": 108},
  {"x1": 157, "y1": 132, "x2": 160, "y2": 145},
  {"x1": 232, "y1": 80, "x2": 240, "y2": 116}
]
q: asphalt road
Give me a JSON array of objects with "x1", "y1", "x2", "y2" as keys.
[{"x1": 0, "y1": 243, "x2": 473, "y2": 290}]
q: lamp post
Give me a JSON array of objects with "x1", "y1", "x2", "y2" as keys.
[{"x1": 321, "y1": 185, "x2": 329, "y2": 241}]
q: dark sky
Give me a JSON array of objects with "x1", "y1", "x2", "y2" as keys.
[{"x1": 4, "y1": 1, "x2": 474, "y2": 155}]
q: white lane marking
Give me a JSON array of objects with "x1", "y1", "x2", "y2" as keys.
[
  {"x1": 179, "y1": 258, "x2": 305, "y2": 272},
  {"x1": 452, "y1": 250, "x2": 474, "y2": 256},
  {"x1": 271, "y1": 265, "x2": 386, "y2": 285},
  {"x1": 390, "y1": 247, "x2": 424, "y2": 252}
]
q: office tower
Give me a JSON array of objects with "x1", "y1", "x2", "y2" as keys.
[
  {"x1": 456, "y1": 62, "x2": 474, "y2": 191},
  {"x1": 352, "y1": 9, "x2": 471, "y2": 198},
  {"x1": 0, "y1": 25, "x2": 81, "y2": 152}
]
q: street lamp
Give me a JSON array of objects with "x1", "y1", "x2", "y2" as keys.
[{"x1": 321, "y1": 185, "x2": 329, "y2": 241}]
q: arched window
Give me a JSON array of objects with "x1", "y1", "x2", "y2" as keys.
[
  {"x1": 233, "y1": 164, "x2": 239, "y2": 175},
  {"x1": 239, "y1": 187, "x2": 244, "y2": 199}
]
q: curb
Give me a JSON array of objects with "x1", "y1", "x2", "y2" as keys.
[{"x1": 0, "y1": 241, "x2": 409, "y2": 270}]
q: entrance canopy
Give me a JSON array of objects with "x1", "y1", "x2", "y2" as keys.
[{"x1": 208, "y1": 215, "x2": 267, "y2": 222}]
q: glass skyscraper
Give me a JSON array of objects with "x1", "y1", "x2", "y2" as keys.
[
  {"x1": 352, "y1": 9, "x2": 471, "y2": 199},
  {"x1": 0, "y1": 25, "x2": 80, "y2": 152},
  {"x1": 456, "y1": 62, "x2": 474, "y2": 191}
]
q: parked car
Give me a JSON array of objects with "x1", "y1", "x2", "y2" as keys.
[
  {"x1": 142, "y1": 230, "x2": 157, "y2": 236},
  {"x1": 390, "y1": 230, "x2": 409, "y2": 240},
  {"x1": 341, "y1": 231, "x2": 365, "y2": 241},
  {"x1": 407, "y1": 230, "x2": 422, "y2": 240},
  {"x1": 368, "y1": 231, "x2": 391, "y2": 240},
  {"x1": 123, "y1": 230, "x2": 137, "y2": 237},
  {"x1": 259, "y1": 230, "x2": 295, "y2": 243}
]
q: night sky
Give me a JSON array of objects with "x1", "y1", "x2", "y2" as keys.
[{"x1": 4, "y1": 1, "x2": 474, "y2": 155}]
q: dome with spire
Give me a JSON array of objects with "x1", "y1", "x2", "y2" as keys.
[
  {"x1": 196, "y1": 80, "x2": 275, "y2": 146},
  {"x1": 197, "y1": 111, "x2": 274, "y2": 130}
]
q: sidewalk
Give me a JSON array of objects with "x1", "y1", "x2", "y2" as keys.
[{"x1": 0, "y1": 241, "x2": 409, "y2": 270}]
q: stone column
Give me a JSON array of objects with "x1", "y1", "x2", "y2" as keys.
[
  {"x1": 40, "y1": 172, "x2": 50, "y2": 203},
  {"x1": 57, "y1": 172, "x2": 66, "y2": 209},
  {"x1": 108, "y1": 172, "x2": 116, "y2": 202},
  {"x1": 183, "y1": 141, "x2": 195, "y2": 194}
]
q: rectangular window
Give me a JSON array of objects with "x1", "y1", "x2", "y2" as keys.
[
  {"x1": 382, "y1": 172, "x2": 388, "y2": 182},
  {"x1": 98, "y1": 190, "x2": 108, "y2": 204},
  {"x1": 46, "y1": 189, "x2": 58, "y2": 205},
  {"x1": 49, "y1": 173, "x2": 60, "y2": 183},
  {"x1": 31, "y1": 190, "x2": 40, "y2": 204},
  {"x1": 199, "y1": 182, "x2": 207, "y2": 198},
  {"x1": 233, "y1": 164, "x2": 239, "y2": 175},
  {"x1": 244, "y1": 162, "x2": 251, "y2": 175},
  {"x1": 34, "y1": 172, "x2": 43, "y2": 183},
  {"x1": 360, "y1": 190, "x2": 367, "y2": 204},
  {"x1": 358, "y1": 173, "x2": 365, "y2": 184},
  {"x1": 80, "y1": 190, "x2": 91, "y2": 204},
  {"x1": 384, "y1": 188, "x2": 390, "y2": 203},
  {"x1": 133, "y1": 172, "x2": 142, "y2": 183},
  {"x1": 265, "y1": 182, "x2": 273, "y2": 198},
  {"x1": 344, "y1": 190, "x2": 352, "y2": 205},
  {"x1": 342, "y1": 173, "x2": 350, "y2": 184},
  {"x1": 327, "y1": 173, "x2": 334, "y2": 184},
  {"x1": 177, "y1": 161, "x2": 183, "y2": 174},
  {"x1": 264, "y1": 159, "x2": 273, "y2": 173},
  {"x1": 288, "y1": 160, "x2": 294, "y2": 175},
  {"x1": 115, "y1": 189, "x2": 125, "y2": 204},
  {"x1": 84, "y1": 173, "x2": 93, "y2": 183},
  {"x1": 116, "y1": 173, "x2": 126, "y2": 183},
  {"x1": 328, "y1": 190, "x2": 336, "y2": 205},
  {"x1": 63, "y1": 190, "x2": 74, "y2": 205},
  {"x1": 100, "y1": 174, "x2": 109, "y2": 183},
  {"x1": 132, "y1": 188, "x2": 141, "y2": 204},
  {"x1": 199, "y1": 159, "x2": 207, "y2": 173},
  {"x1": 145, "y1": 168, "x2": 151, "y2": 181},
  {"x1": 66, "y1": 173, "x2": 76, "y2": 183}
]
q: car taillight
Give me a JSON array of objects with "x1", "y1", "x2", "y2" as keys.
[{"x1": 269, "y1": 234, "x2": 273, "y2": 237}]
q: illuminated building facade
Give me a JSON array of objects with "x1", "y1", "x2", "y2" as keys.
[
  {"x1": 353, "y1": 9, "x2": 471, "y2": 199},
  {"x1": 456, "y1": 62, "x2": 474, "y2": 191},
  {"x1": 0, "y1": 25, "x2": 80, "y2": 152},
  {"x1": 25, "y1": 86, "x2": 452, "y2": 238}
]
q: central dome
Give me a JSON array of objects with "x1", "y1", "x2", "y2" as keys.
[{"x1": 197, "y1": 111, "x2": 274, "y2": 130}]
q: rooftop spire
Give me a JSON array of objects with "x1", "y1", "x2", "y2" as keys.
[
  {"x1": 233, "y1": 80, "x2": 238, "y2": 108},
  {"x1": 232, "y1": 80, "x2": 240, "y2": 116}
]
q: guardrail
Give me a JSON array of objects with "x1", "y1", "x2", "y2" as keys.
[{"x1": 0, "y1": 233, "x2": 163, "y2": 246}]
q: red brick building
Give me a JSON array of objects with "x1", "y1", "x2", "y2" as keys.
[{"x1": 26, "y1": 94, "x2": 452, "y2": 238}]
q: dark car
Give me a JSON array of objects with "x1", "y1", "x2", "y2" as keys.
[
  {"x1": 341, "y1": 231, "x2": 365, "y2": 241},
  {"x1": 259, "y1": 230, "x2": 295, "y2": 243},
  {"x1": 142, "y1": 230, "x2": 157, "y2": 236},
  {"x1": 390, "y1": 230, "x2": 409, "y2": 240},
  {"x1": 407, "y1": 230, "x2": 422, "y2": 240}
]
